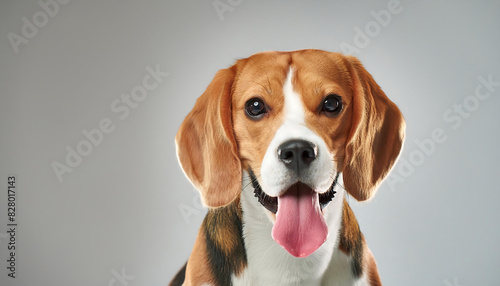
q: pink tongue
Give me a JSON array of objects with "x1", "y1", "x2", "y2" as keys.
[{"x1": 272, "y1": 184, "x2": 328, "y2": 257}]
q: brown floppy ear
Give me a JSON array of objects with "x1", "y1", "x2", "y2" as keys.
[
  {"x1": 342, "y1": 56, "x2": 406, "y2": 201},
  {"x1": 175, "y1": 67, "x2": 241, "y2": 207}
]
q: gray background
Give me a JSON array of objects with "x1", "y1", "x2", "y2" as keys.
[{"x1": 1, "y1": 0, "x2": 499, "y2": 285}]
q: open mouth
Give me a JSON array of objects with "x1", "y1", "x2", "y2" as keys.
[
  {"x1": 248, "y1": 170, "x2": 341, "y2": 257},
  {"x1": 249, "y1": 170, "x2": 340, "y2": 214}
]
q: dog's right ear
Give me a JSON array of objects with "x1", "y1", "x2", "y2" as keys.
[{"x1": 175, "y1": 67, "x2": 241, "y2": 208}]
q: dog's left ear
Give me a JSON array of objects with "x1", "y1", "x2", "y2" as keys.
[
  {"x1": 342, "y1": 56, "x2": 406, "y2": 201},
  {"x1": 175, "y1": 66, "x2": 241, "y2": 208}
]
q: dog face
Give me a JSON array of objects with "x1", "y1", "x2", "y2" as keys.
[
  {"x1": 176, "y1": 49, "x2": 405, "y2": 257},
  {"x1": 232, "y1": 52, "x2": 352, "y2": 198}
]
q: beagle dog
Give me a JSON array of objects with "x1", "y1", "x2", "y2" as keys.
[{"x1": 170, "y1": 49, "x2": 405, "y2": 286}]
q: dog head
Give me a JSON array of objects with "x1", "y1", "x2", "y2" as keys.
[{"x1": 176, "y1": 50, "x2": 405, "y2": 257}]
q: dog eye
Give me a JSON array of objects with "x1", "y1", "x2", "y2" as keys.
[
  {"x1": 245, "y1": 98, "x2": 267, "y2": 119},
  {"x1": 321, "y1": 94, "x2": 342, "y2": 116}
]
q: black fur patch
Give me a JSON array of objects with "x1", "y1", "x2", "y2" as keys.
[{"x1": 204, "y1": 198, "x2": 247, "y2": 286}]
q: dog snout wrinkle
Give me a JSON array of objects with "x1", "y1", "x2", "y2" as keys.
[{"x1": 277, "y1": 140, "x2": 317, "y2": 173}]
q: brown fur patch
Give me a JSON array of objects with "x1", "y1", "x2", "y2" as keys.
[
  {"x1": 363, "y1": 245, "x2": 382, "y2": 286},
  {"x1": 204, "y1": 197, "x2": 245, "y2": 258},
  {"x1": 168, "y1": 262, "x2": 186, "y2": 286},
  {"x1": 338, "y1": 199, "x2": 364, "y2": 277},
  {"x1": 181, "y1": 198, "x2": 247, "y2": 286},
  {"x1": 203, "y1": 197, "x2": 247, "y2": 285},
  {"x1": 183, "y1": 225, "x2": 216, "y2": 286}
]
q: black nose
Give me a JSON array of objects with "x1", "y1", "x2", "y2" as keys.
[{"x1": 277, "y1": 140, "x2": 317, "y2": 172}]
